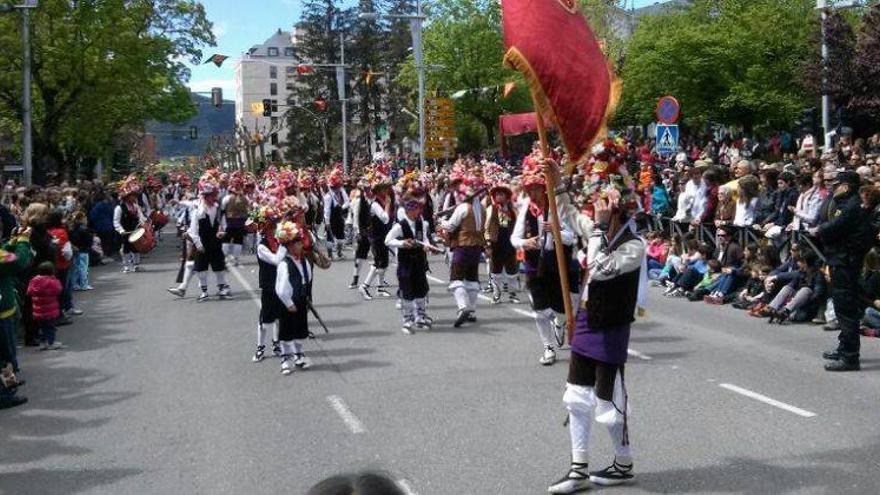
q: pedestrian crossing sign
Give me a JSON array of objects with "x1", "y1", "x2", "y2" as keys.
[{"x1": 656, "y1": 124, "x2": 679, "y2": 156}]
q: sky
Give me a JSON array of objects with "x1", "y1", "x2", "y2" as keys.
[{"x1": 186, "y1": 0, "x2": 667, "y2": 98}]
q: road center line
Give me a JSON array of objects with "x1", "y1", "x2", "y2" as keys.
[
  {"x1": 327, "y1": 395, "x2": 367, "y2": 433},
  {"x1": 719, "y1": 383, "x2": 817, "y2": 418},
  {"x1": 397, "y1": 479, "x2": 418, "y2": 495},
  {"x1": 627, "y1": 349, "x2": 652, "y2": 361}
]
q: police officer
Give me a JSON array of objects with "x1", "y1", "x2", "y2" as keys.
[{"x1": 811, "y1": 170, "x2": 875, "y2": 372}]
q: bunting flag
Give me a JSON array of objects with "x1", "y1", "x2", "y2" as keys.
[
  {"x1": 502, "y1": 81, "x2": 517, "y2": 99},
  {"x1": 204, "y1": 54, "x2": 229, "y2": 68},
  {"x1": 296, "y1": 64, "x2": 315, "y2": 75},
  {"x1": 501, "y1": 0, "x2": 620, "y2": 164}
]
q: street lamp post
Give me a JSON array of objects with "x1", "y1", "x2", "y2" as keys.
[
  {"x1": 819, "y1": 0, "x2": 832, "y2": 150},
  {"x1": 1, "y1": 0, "x2": 38, "y2": 186},
  {"x1": 359, "y1": 2, "x2": 427, "y2": 168}
]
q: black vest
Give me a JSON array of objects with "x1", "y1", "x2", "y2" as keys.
[
  {"x1": 198, "y1": 207, "x2": 222, "y2": 249},
  {"x1": 257, "y1": 238, "x2": 278, "y2": 290},
  {"x1": 524, "y1": 207, "x2": 572, "y2": 277},
  {"x1": 397, "y1": 218, "x2": 427, "y2": 268},
  {"x1": 369, "y1": 200, "x2": 393, "y2": 242},
  {"x1": 586, "y1": 230, "x2": 641, "y2": 329},
  {"x1": 357, "y1": 195, "x2": 371, "y2": 232},
  {"x1": 121, "y1": 204, "x2": 139, "y2": 232},
  {"x1": 329, "y1": 191, "x2": 346, "y2": 227},
  {"x1": 284, "y1": 257, "x2": 312, "y2": 304}
]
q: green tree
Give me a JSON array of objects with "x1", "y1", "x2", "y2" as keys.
[
  {"x1": 0, "y1": 0, "x2": 215, "y2": 183},
  {"x1": 398, "y1": 0, "x2": 532, "y2": 153},
  {"x1": 616, "y1": 0, "x2": 814, "y2": 132}
]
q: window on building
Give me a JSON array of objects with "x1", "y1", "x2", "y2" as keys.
[
  {"x1": 271, "y1": 117, "x2": 278, "y2": 127},
  {"x1": 284, "y1": 47, "x2": 295, "y2": 57},
  {"x1": 271, "y1": 149, "x2": 280, "y2": 162},
  {"x1": 269, "y1": 65, "x2": 277, "y2": 79},
  {"x1": 271, "y1": 133, "x2": 279, "y2": 146},
  {"x1": 286, "y1": 66, "x2": 296, "y2": 78},
  {"x1": 270, "y1": 83, "x2": 278, "y2": 96},
  {"x1": 267, "y1": 47, "x2": 279, "y2": 57},
  {"x1": 285, "y1": 83, "x2": 296, "y2": 91}
]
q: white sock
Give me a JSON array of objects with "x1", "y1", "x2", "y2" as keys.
[
  {"x1": 377, "y1": 269, "x2": 386, "y2": 285},
  {"x1": 597, "y1": 398, "x2": 633, "y2": 463},
  {"x1": 280, "y1": 341, "x2": 295, "y2": 356},
  {"x1": 564, "y1": 384, "x2": 596, "y2": 465},
  {"x1": 257, "y1": 323, "x2": 267, "y2": 347},
  {"x1": 272, "y1": 322, "x2": 279, "y2": 343},
  {"x1": 415, "y1": 298, "x2": 427, "y2": 319},
  {"x1": 132, "y1": 253, "x2": 141, "y2": 265},
  {"x1": 535, "y1": 309, "x2": 556, "y2": 348},
  {"x1": 400, "y1": 299, "x2": 415, "y2": 322},
  {"x1": 363, "y1": 266, "x2": 378, "y2": 287},
  {"x1": 467, "y1": 289, "x2": 478, "y2": 311},
  {"x1": 232, "y1": 244, "x2": 243, "y2": 259},
  {"x1": 453, "y1": 287, "x2": 469, "y2": 311},
  {"x1": 178, "y1": 261, "x2": 195, "y2": 290},
  {"x1": 292, "y1": 340, "x2": 303, "y2": 354},
  {"x1": 215, "y1": 271, "x2": 227, "y2": 287},
  {"x1": 197, "y1": 272, "x2": 208, "y2": 291}
]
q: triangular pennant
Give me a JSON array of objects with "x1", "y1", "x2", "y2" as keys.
[{"x1": 204, "y1": 54, "x2": 229, "y2": 67}]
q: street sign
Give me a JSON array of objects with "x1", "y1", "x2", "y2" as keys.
[
  {"x1": 656, "y1": 124, "x2": 679, "y2": 156},
  {"x1": 655, "y1": 96, "x2": 680, "y2": 125},
  {"x1": 425, "y1": 97, "x2": 457, "y2": 158}
]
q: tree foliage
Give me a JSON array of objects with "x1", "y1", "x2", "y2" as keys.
[
  {"x1": 0, "y1": 0, "x2": 215, "y2": 183},
  {"x1": 616, "y1": 0, "x2": 814, "y2": 132}
]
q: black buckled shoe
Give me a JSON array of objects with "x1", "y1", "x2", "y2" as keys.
[
  {"x1": 825, "y1": 357, "x2": 860, "y2": 372},
  {"x1": 822, "y1": 349, "x2": 842, "y2": 361}
]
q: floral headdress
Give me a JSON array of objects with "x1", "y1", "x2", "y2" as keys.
[{"x1": 275, "y1": 221, "x2": 304, "y2": 244}]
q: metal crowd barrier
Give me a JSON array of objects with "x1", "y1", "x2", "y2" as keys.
[{"x1": 639, "y1": 215, "x2": 827, "y2": 263}]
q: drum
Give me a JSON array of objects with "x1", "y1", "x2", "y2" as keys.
[
  {"x1": 129, "y1": 226, "x2": 156, "y2": 254},
  {"x1": 244, "y1": 218, "x2": 259, "y2": 233},
  {"x1": 150, "y1": 211, "x2": 169, "y2": 231}
]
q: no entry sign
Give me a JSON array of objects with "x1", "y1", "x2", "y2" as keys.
[{"x1": 655, "y1": 96, "x2": 680, "y2": 125}]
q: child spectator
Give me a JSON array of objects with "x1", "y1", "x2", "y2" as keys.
[
  {"x1": 649, "y1": 235, "x2": 684, "y2": 283},
  {"x1": 646, "y1": 232, "x2": 669, "y2": 272},
  {"x1": 765, "y1": 252, "x2": 826, "y2": 324},
  {"x1": 69, "y1": 211, "x2": 94, "y2": 291},
  {"x1": 27, "y1": 262, "x2": 64, "y2": 351}
]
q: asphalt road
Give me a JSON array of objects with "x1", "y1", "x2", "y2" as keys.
[{"x1": 2, "y1": 235, "x2": 880, "y2": 495}]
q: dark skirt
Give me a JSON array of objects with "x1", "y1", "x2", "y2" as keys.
[
  {"x1": 398, "y1": 262, "x2": 429, "y2": 300},
  {"x1": 278, "y1": 303, "x2": 309, "y2": 341},
  {"x1": 260, "y1": 289, "x2": 284, "y2": 324},
  {"x1": 450, "y1": 246, "x2": 483, "y2": 282},
  {"x1": 570, "y1": 308, "x2": 631, "y2": 365}
]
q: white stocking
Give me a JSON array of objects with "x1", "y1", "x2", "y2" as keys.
[
  {"x1": 362, "y1": 266, "x2": 378, "y2": 287},
  {"x1": 535, "y1": 309, "x2": 556, "y2": 348},
  {"x1": 215, "y1": 271, "x2": 227, "y2": 287},
  {"x1": 452, "y1": 287, "x2": 469, "y2": 311},
  {"x1": 257, "y1": 323, "x2": 267, "y2": 347},
  {"x1": 178, "y1": 261, "x2": 195, "y2": 290},
  {"x1": 563, "y1": 384, "x2": 596, "y2": 465},
  {"x1": 197, "y1": 272, "x2": 209, "y2": 292}
]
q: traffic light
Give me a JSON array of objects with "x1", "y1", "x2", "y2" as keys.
[
  {"x1": 211, "y1": 87, "x2": 223, "y2": 108},
  {"x1": 262, "y1": 99, "x2": 272, "y2": 117},
  {"x1": 801, "y1": 107, "x2": 818, "y2": 134},
  {"x1": 189, "y1": 126, "x2": 198, "y2": 140}
]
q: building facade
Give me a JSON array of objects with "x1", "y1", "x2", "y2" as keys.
[{"x1": 234, "y1": 28, "x2": 302, "y2": 163}]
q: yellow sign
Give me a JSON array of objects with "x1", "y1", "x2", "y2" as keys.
[
  {"x1": 424, "y1": 98, "x2": 456, "y2": 159},
  {"x1": 250, "y1": 102, "x2": 265, "y2": 115}
]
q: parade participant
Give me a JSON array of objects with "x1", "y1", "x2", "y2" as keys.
[
  {"x1": 275, "y1": 221, "x2": 313, "y2": 375},
  {"x1": 511, "y1": 156, "x2": 578, "y2": 365},
  {"x1": 221, "y1": 173, "x2": 250, "y2": 267},
  {"x1": 439, "y1": 166, "x2": 486, "y2": 328},
  {"x1": 167, "y1": 190, "x2": 199, "y2": 298},
  {"x1": 113, "y1": 176, "x2": 147, "y2": 273},
  {"x1": 549, "y1": 160, "x2": 646, "y2": 493},
  {"x1": 188, "y1": 174, "x2": 232, "y2": 302},
  {"x1": 483, "y1": 166, "x2": 520, "y2": 305},
  {"x1": 359, "y1": 167, "x2": 394, "y2": 300},
  {"x1": 385, "y1": 180, "x2": 433, "y2": 335},
  {"x1": 323, "y1": 167, "x2": 350, "y2": 260},
  {"x1": 348, "y1": 177, "x2": 373, "y2": 289},
  {"x1": 253, "y1": 204, "x2": 285, "y2": 362}
]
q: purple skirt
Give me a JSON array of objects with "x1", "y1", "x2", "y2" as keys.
[
  {"x1": 452, "y1": 245, "x2": 483, "y2": 265},
  {"x1": 570, "y1": 308, "x2": 631, "y2": 365}
]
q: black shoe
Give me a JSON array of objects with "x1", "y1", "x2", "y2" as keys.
[
  {"x1": 823, "y1": 322, "x2": 840, "y2": 332},
  {"x1": 825, "y1": 358, "x2": 860, "y2": 372},
  {"x1": 589, "y1": 460, "x2": 634, "y2": 487},
  {"x1": 467, "y1": 311, "x2": 477, "y2": 323},
  {"x1": 348, "y1": 277, "x2": 359, "y2": 289},
  {"x1": 454, "y1": 310, "x2": 469, "y2": 328},
  {"x1": 56, "y1": 316, "x2": 73, "y2": 327},
  {"x1": 822, "y1": 349, "x2": 842, "y2": 361},
  {"x1": 0, "y1": 395, "x2": 28, "y2": 410}
]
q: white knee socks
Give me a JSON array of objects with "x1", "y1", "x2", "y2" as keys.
[
  {"x1": 563, "y1": 384, "x2": 597, "y2": 465},
  {"x1": 535, "y1": 309, "x2": 557, "y2": 348},
  {"x1": 215, "y1": 271, "x2": 227, "y2": 287},
  {"x1": 257, "y1": 322, "x2": 267, "y2": 347},
  {"x1": 363, "y1": 266, "x2": 378, "y2": 287},
  {"x1": 178, "y1": 261, "x2": 195, "y2": 290},
  {"x1": 452, "y1": 287, "x2": 469, "y2": 311}
]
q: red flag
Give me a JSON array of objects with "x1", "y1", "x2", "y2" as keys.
[
  {"x1": 314, "y1": 97, "x2": 327, "y2": 112},
  {"x1": 297, "y1": 64, "x2": 315, "y2": 75},
  {"x1": 502, "y1": 0, "x2": 619, "y2": 164},
  {"x1": 204, "y1": 54, "x2": 229, "y2": 67}
]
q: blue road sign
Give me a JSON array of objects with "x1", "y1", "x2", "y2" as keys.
[{"x1": 656, "y1": 124, "x2": 679, "y2": 156}]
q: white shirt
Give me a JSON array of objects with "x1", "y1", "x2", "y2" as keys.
[
  {"x1": 323, "y1": 187, "x2": 350, "y2": 223},
  {"x1": 256, "y1": 243, "x2": 287, "y2": 266},
  {"x1": 370, "y1": 200, "x2": 390, "y2": 224},
  {"x1": 275, "y1": 255, "x2": 310, "y2": 310},
  {"x1": 733, "y1": 197, "x2": 758, "y2": 227},
  {"x1": 510, "y1": 197, "x2": 576, "y2": 251},
  {"x1": 385, "y1": 217, "x2": 430, "y2": 250},
  {"x1": 440, "y1": 198, "x2": 483, "y2": 233},
  {"x1": 187, "y1": 203, "x2": 226, "y2": 251},
  {"x1": 113, "y1": 202, "x2": 146, "y2": 235}
]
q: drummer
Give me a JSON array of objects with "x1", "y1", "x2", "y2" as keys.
[{"x1": 113, "y1": 176, "x2": 148, "y2": 273}]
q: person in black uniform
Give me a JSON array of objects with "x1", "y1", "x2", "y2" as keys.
[
  {"x1": 385, "y1": 194, "x2": 432, "y2": 334},
  {"x1": 275, "y1": 221, "x2": 313, "y2": 376},
  {"x1": 359, "y1": 180, "x2": 394, "y2": 300},
  {"x1": 188, "y1": 182, "x2": 231, "y2": 302},
  {"x1": 349, "y1": 182, "x2": 373, "y2": 289},
  {"x1": 811, "y1": 170, "x2": 876, "y2": 371},
  {"x1": 253, "y1": 210, "x2": 285, "y2": 362},
  {"x1": 324, "y1": 170, "x2": 350, "y2": 260}
]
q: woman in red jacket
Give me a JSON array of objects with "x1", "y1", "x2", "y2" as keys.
[{"x1": 27, "y1": 262, "x2": 64, "y2": 350}]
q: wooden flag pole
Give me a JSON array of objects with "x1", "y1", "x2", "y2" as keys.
[{"x1": 532, "y1": 100, "x2": 575, "y2": 341}]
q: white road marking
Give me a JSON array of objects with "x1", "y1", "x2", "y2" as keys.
[
  {"x1": 327, "y1": 395, "x2": 367, "y2": 433},
  {"x1": 627, "y1": 349, "x2": 652, "y2": 361},
  {"x1": 397, "y1": 479, "x2": 418, "y2": 495},
  {"x1": 426, "y1": 274, "x2": 446, "y2": 284},
  {"x1": 229, "y1": 266, "x2": 261, "y2": 309},
  {"x1": 511, "y1": 307, "x2": 537, "y2": 319},
  {"x1": 719, "y1": 383, "x2": 817, "y2": 418}
]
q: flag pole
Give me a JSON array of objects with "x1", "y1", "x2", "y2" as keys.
[{"x1": 531, "y1": 96, "x2": 575, "y2": 341}]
